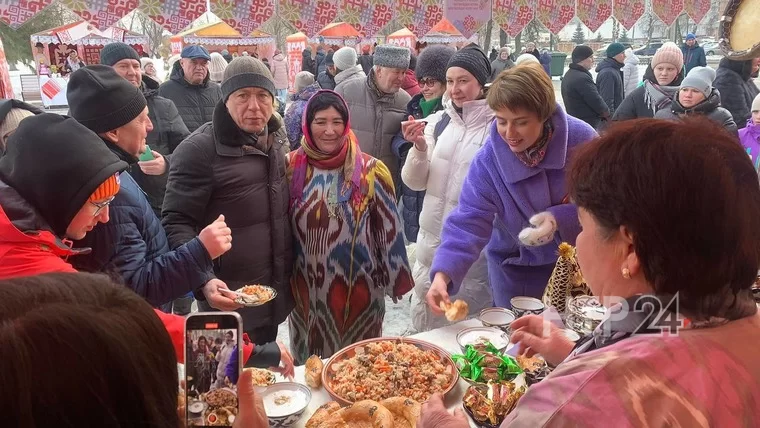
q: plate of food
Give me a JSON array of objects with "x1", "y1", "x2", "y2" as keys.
[
  {"x1": 462, "y1": 381, "x2": 527, "y2": 427},
  {"x1": 322, "y1": 338, "x2": 459, "y2": 405},
  {"x1": 250, "y1": 368, "x2": 276, "y2": 387},
  {"x1": 198, "y1": 388, "x2": 238, "y2": 426},
  {"x1": 515, "y1": 354, "x2": 552, "y2": 386},
  {"x1": 262, "y1": 382, "x2": 312, "y2": 428},
  {"x1": 452, "y1": 343, "x2": 523, "y2": 386},
  {"x1": 305, "y1": 397, "x2": 421, "y2": 428},
  {"x1": 231, "y1": 284, "x2": 277, "y2": 307}
]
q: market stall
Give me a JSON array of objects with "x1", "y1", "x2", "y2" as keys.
[
  {"x1": 0, "y1": 37, "x2": 14, "y2": 99},
  {"x1": 316, "y1": 22, "x2": 361, "y2": 48},
  {"x1": 30, "y1": 21, "x2": 147, "y2": 107},
  {"x1": 387, "y1": 28, "x2": 416, "y2": 50},
  {"x1": 170, "y1": 21, "x2": 275, "y2": 60},
  {"x1": 421, "y1": 18, "x2": 478, "y2": 48},
  {"x1": 286, "y1": 32, "x2": 309, "y2": 93}
]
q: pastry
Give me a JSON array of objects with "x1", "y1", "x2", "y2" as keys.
[{"x1": 305, "y1": 355, "x2": 324, "y2": 388}]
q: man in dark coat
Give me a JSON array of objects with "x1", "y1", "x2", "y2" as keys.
[
  {"x1": 681, "y1": 33, "x2": 707, "y2": 75},
  {"x1": 66, "y1": 65, "x2": 238, "y2": 312},
  {"x1": 358, "y1": 45, "x2": 374, "y2": 75},
  {"x1": 317, "y1": 51, "x2": 336, "y2": 90},
  {"x1": 163, "y1": 57, "x2": 294, "y2": 350},
  {"x1": 301, "y1": 47, "x2": 315, "y2": 74},
  {"x1": 596, "y1": 42, "x2": 626, "y2": 117},
  {"x1": 158, "y1": 45, "x2": 222, "y2": 132},
  {"x1": 561, "y1": 45, "x2": 610, "y2": 129},
  {"x1": 714, "y1": 57, "x2": 760, "y2": 130},
  {"x1": 315, "y1": 46, "x2": 327, "y2": 76},
  {"x1": 99, "y1": 42, "x2": 190, "y2": 218}
]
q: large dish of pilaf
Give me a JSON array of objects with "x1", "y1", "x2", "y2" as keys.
[{"x1": 322, "y1": 338, "x2": 459, "y2": 405}]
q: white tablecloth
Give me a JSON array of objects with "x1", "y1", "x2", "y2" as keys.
[{"x1": 290, "y1": 318, "x2": 483, "y2": 428}]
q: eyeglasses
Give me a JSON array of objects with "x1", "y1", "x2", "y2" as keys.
[
  {"x1": 418, "y1": 79, "x2": 440, "y2": 88},
  {"x1": 90, "y1": 196, "x2": 115, "y2": 216}
]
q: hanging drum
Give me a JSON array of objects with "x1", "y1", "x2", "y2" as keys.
[{"x1": 719, "y1": 0, "x2": 760, "y2": 60}]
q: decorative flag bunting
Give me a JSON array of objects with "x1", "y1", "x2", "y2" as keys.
[
  {"x1": 651, "y1": 0, "x2": 684, "y2": 27},
  {"x1": 536, "y1": 0, "x2": 576, "y2": 35},
  {"x1": 491, "y1": 0, "x2": 535, "y2": 37},
  {"x1": 60, "y1": 0, "x2": 140, "y2": 30},
  {"x1": 139, "y1": 0, "x2": 206, "y2": 34},
  {"x1": 612, "y1": 0, "x2": 645, "y2": 30},
  {"x1": 338, "y1": 0, "x2": 396, "y2": 38},
  {"x1": 576, "y1": 0, "x2": 611, "y2": 32},
  {"x1": 0, "y1": 0, "x2": 52, "y2": 28},
  {"x1": 397, "y1": 0, "x2": 444, "y2": 39},
  {"x1": 683, "y1": 0, "x2": 712, "y2": 24},
  {"x1": 444, "y1": 0, "x2": 492, "y2": 39},
  {"x1": 210, "y1": 0, "x2": 275, "y2": 36},
  {"x1": 280, "y1": 0, "x2": 339, "y2": 38}
]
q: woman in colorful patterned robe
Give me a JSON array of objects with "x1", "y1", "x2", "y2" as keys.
[{"x1": 287, "y1": 90, "x2": 414, "y2": 365}]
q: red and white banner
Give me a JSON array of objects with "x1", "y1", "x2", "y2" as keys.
[
  {"x1": 0, "y1": 38, "x2": 15, "y2": 99},
  {"x1": 651, "y1": 0, "x2": 684, "y2": 26},
  {"x1": 61, "y1": 0, "x2": 140, "y2": 30},
  {"x1": 211, "y1": 0, "x2": 275, "y2": 36},
  {"x1": 1, "y1": 0, "x2": 52, "y2": 29},
  {"x1": 612, "y1": 0, "x2": 645, "y2": 30},
  {"x1": 287, "y1": 35, "x2": 307, "y2": 92},
  {"x1": 338, "y1": 0, "x2": 396, "y2": 38},
  {"x1": 492, "y1": 0, "x2": 535, "y2": 38},
  {"x1": 444, "y1": 0, "x2": 492, "y2": 39},
  {"x1": 280, "y1": 0, "x2": 339, "y2": 38},
  {"x1": 397, "y1": 0, "x2": 444, "y2": 39},
  {"x1": 683, "y1": 0, "x2": 712, "y2": 24},
  {"x1": 536, "y1": 0, "x2": 576, "y2": 35},
  {"x1": 138, "y1": 0, "x2": 205, "y2": 34},
  {"x1": 577, "y1": 0, "x2": 612, "y2": 33}
]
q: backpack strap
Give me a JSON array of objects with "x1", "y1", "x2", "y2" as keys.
[{"x1": 433, "y1": 112, "x2": 452, "y2": 141}]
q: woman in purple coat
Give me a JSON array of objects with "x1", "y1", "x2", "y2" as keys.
[{"x1": 426, "y1": 63, "x2": 597, "y2": 311}]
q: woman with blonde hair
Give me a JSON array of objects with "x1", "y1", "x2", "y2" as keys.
[{"x1": 426, "y1": 63, "x2": 597, "y2": 314}]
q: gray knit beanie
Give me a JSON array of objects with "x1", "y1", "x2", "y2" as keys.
[
  {"x1": 333, "y1": 47, "x2": 357, "y2": 72},
  {"x1": 373, "y1": 45, "x2": 411, "y2": 69},
  {"x1": 295, "y1": 71, "x2": 315, "y2": 92},
  {"x1": 221, "y1": 56, "x2": 275, "y2": 101},
  {"x1": 680, "y1": 66, "x2": 716, "y2": 99},
  {"x1": 415, "y1": 45, "x2": 455, "y2": 82}
]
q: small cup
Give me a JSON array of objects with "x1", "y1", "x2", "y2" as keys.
[
  {"x1": 478, "y1": 307, "x2": 516, "y2": 335},
  {"x1": 510, "y1": 297, "x2": 545, "y2": 318}
]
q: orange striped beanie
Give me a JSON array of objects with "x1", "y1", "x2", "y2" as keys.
[{"x1": 89, "y1": 173, "x2": 120, "y2": 201}]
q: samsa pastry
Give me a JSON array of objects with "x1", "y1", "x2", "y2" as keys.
[
  {"x1": 439, "y1": 299, "x2": 469, "y2": 322},
  {"x1": 380, "y1": 397, "x2": 421, "y2": 428}
]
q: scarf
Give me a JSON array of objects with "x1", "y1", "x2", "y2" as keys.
[
  {"x1": 419, "y1": 96, "x2": 441, "y2": 118},
  {"x1": 515, "y1": 120, "x2": 554, "y2": 168},
  {"x1": 289, "y1": 92, "x2": 367, "y2": 211},
  {"x1": 643, "y1": 81, "x2": 679, "y2": 116}
]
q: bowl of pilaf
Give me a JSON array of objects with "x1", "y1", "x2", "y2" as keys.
[{"x1": 322, "y1": 337, "x2": 459, "y2": 405}]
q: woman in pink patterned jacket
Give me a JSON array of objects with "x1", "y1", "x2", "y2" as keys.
[{"x1": 420, "y1": 118, "x2": 760, "y2": 427}]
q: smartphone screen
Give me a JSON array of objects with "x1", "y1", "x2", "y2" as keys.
[
  {"x1": 139, "y1": 145, "x2": 155, "y2": 161},
  {"x1": 185, "y1": 312, "x2": 243, "y2": 427}
]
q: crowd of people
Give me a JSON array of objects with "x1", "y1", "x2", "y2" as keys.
[{"x1": 1, "y1": 34, "x2": 759, "y2": 426}]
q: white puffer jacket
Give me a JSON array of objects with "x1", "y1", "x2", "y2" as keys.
[
  {"x1": 622, "y1": 50, "x2": 640, "y2": 97},
  {"x1": 402, "y1": 98, "x2": 494, "y2": 332}
]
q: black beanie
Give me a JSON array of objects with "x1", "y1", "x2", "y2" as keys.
[
  {"x1": 0, "y1": 114, "x2": 128, "y2": 237},
  {"x1": 446, "y1": 44, "x2": 492, "y2": 87},
  {"x1": 67, "y1": 65, "x2": 147, "y2": 134},
  {"x1": 100, "y1": 42, "x2": 140, "y2": 66},
  {"x1": 571, "y1": 45, "x2": 595, "y2": 64}
]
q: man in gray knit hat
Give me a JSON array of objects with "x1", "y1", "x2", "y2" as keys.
[
  {"x1": 335, "y1": 44, "x2": 412, "y2": 192},
  {"x1": 163, "y1": 57, "x2": 295, "y2": 368}
]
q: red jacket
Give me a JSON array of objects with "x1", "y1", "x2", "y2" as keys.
[{"x1": 402, "y1": 70, "x2": 421, "y2": 97}]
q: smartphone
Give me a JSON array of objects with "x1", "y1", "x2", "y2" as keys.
[
  {"x1": 139, "y1": 145, "x2": 155, "y2": 161},
  {"x1": 401, "y1": 118, "x2": 428, "y2": 126},
  {"x1": 185, "y1": 312, "x2": 243, "y2": 427}
]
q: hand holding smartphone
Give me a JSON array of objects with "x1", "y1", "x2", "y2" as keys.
[
  {"x1": 139, "y1": 144, "x2": 155, "y2": 161},
  {"x1": 185, "y1": 312, "x2": 243, "y2": 427}
]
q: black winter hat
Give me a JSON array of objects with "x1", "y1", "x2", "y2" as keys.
[
  {"x1": 571, "y1": 45, "x2": 594, "y2": 64},
  {"x1": 0, "y1": 114, "x2": 128, "y2": 237},
  {"x1": 415, "y1": 45, "x2": 455, "y2": 82},
  {"x1": 446, "y1": 44, "x2": 492, "y2": 86},
  {"x1": 67, "y1": 65, "x2": 147, "y2": 134},
  {"x1": 100, "y1": 42, "x2": 140, "y2": 66}
]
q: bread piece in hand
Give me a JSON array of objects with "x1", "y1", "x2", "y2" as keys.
[
  {"x1": 439, "y1": 299, "x2": 469, "y2": 322},
  {"x1": 305, "y1": 355, "x2": 324, "y2": 388}
]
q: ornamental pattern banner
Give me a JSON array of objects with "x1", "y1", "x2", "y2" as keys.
[
  {"x1": 61, "y1": 0, "x2": 140, "y2": 30},
  {"x1": 444, "y1": 0, "x2": 492, "y2": 39},
  {"x1": 280, "y1": 0, "x2": 339, "y2": 38},
  {"x1": 211, "y1": 0, "x2": 275, "y2": 36},
  {"x1": 492, "y1": 0, "x2": 535, "y2": 37},
  {"x1": 612, "y1": 0, "x2": 645, "y2": 30},
  {"x1": 338, "y1": 0, "x2": 396, "y2": 38},
  {"x1": 683, "y1": 0, "x2": 711, "y2": 24},
  {"x1": 577, "y1": 0, "x2": 611, "y2": 32},
  {"x1": 651, "y1": 0, "x2": 684, "y2": 26},
  {"x1": 397, "y1": 0, "x2": 444, "y2": 39},
  {"x1": 139, "y1": 0, "x2": 206, "y2": 34},
  {"x1": 0, "y1": 0, "x2": 52, "y2": 28},
  {"x1": 536, "y1": 0, "x2": 575, "y2": 35}
]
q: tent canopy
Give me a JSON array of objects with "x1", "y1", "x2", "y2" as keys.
[
  {"x1": 427, "y1": 18, "x2": 462, "y2": 37},
  {"x1": 318, "y1": 22, "x2": 360, "y2": 38},
  {"x1": 31, "y1": 21, "x2": 146, "y2": 46},
  {"x1": 174, "y1": 21, "x2": 274, "y2": 46}
]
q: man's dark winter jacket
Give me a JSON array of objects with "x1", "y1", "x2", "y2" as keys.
[
  {"x1": 561, "y1": 63, "x2": 610, "y2": 129},
  {"x1": 714, "y1": 58, "x2": 760, "y2": 130},
  {"x1": 71, "y1": 140, "x2": 214, "y2": 307},
  {"x1": 162, "y1": 102, "x2": 294, "y2": 332},
  {"x1": 128, "y1": 75, "x2": 190, "y2": 218},
  {"x1": 358, "y1": 53, "x2": 373, "y2": 75},
  {"x1": 315, "y1": 48, "x2": 327, "y2": 76},
  {"x1": 317, "y1": 70, "x2": 336, "y2": 90},
  {"x1": 158, "y1": 61, "x2": 222, "y2": 132},
  {"x1": 681, "y1": 43, "x2": 707, "y2": 75},
  {"x1": 595, "y1": 57, "x2": 625, "y2": 115}
]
